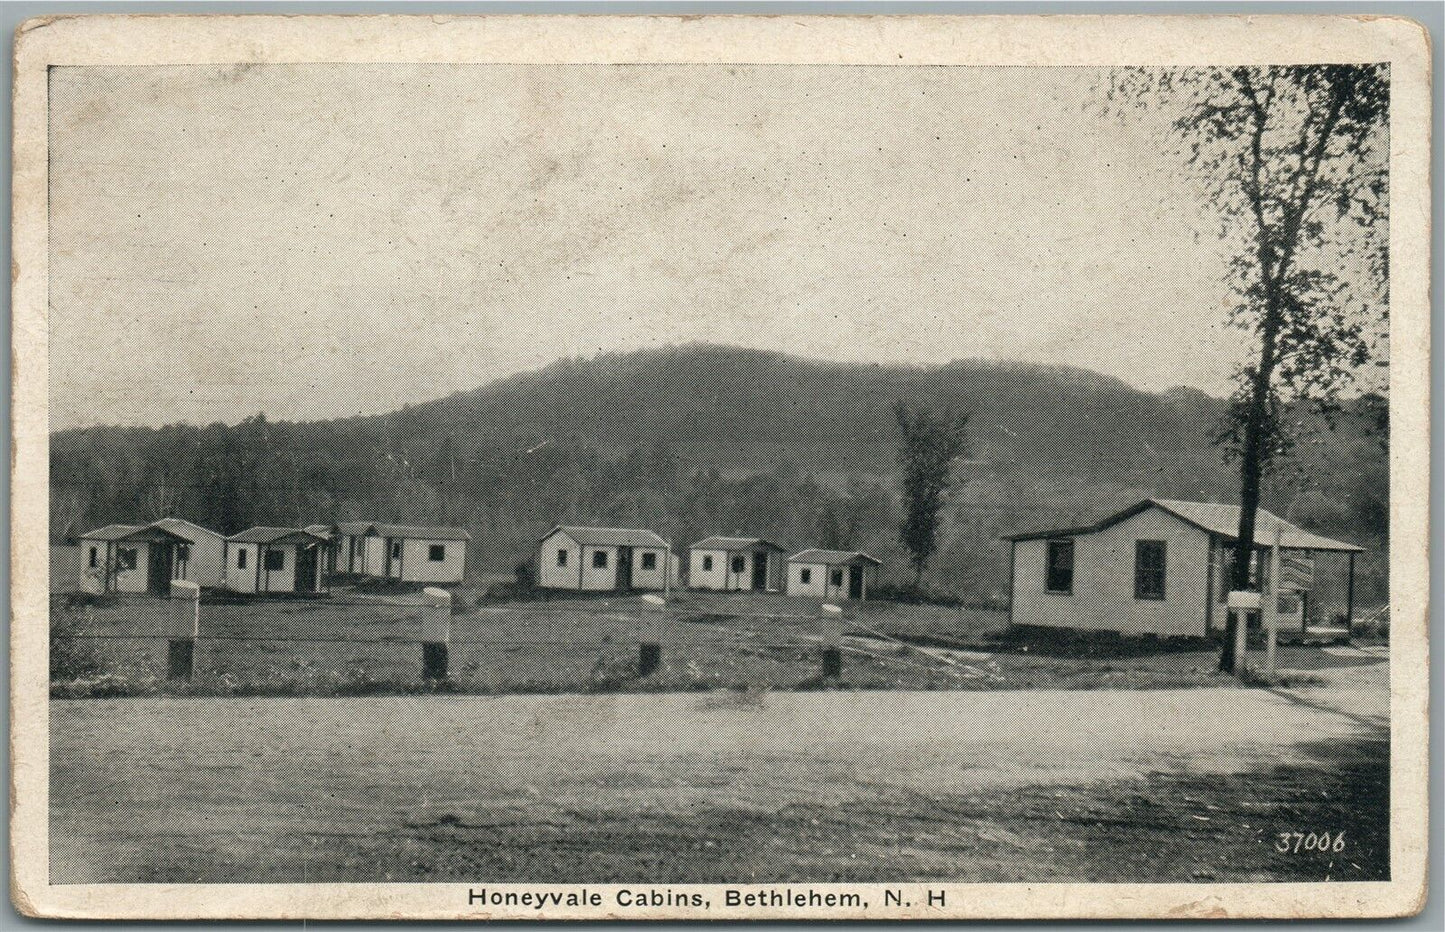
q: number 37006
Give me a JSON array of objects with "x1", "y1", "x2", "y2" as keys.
[{"x1": 1276, "y1": 831, "x2": 1346, "y2": 853}]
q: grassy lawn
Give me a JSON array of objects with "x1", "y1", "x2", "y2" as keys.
[{"x1": 51, "y1": 588, "x2": 1383, "y2": 698}]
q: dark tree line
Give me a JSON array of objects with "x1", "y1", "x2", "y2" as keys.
[{"x1": 51, "y1": 347, "x2": 1389, "y2": 605}]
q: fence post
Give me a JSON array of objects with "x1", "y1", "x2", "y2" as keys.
[
  {"x1": 167, "y1": 580, "x2": 200, "y2": 681},
  {"x1": 638, "y1": 592, "x2": 666, "y2": 677},
  {"x1": 820, "y1": 603, "x2": 844, "y2": 679},
  {"x1": 421, "y1": 587, "x2": 452, "y2": 681},
  {"x1": 638, "y1": 642, "x2": 661, "y2": 677}
]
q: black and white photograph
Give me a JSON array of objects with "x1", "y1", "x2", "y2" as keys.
[{"x1": 9, "y1": 12, "x2": 1431, "y2": 921}]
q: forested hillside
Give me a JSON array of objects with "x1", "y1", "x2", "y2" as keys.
[{"x1": 51, "y1": 344, "x2": 1388, "y2": 603}]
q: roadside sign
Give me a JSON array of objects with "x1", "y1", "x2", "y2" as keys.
[
  {"x1": 1227, "y1": 590, "x2": 1260, "y2": 610},
  {"x1": 1280, "y1": 553, "x2": 1314, "y2": 591}
]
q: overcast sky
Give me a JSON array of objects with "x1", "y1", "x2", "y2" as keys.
[{"x1": 50, "y1": 63, "x2": 1264, "y2": 431}]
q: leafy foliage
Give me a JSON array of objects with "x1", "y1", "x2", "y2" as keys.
[
  {"x1": 894, "y1": 402, "x2": 970, "y2": 585},
  {"x1": 1109, "y1": 65, "x2": 1388, "y2": 670}
]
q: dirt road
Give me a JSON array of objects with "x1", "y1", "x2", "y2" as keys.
[{"x1": 51, "y1": 670, "x2": 1388, "y2": 883}]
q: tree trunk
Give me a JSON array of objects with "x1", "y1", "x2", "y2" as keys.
[{"x1": 1221, "y1": 292, "x2": 1281, "y2": 673}]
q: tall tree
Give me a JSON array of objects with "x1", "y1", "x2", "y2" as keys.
[
  {"x1": 894, "y1": 401, "x2": 970, "y2": 588},
  {"x1": 1112, "y1": 65, "x2": 1388, "y2": 671}
]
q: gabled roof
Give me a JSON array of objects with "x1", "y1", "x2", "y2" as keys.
[
  {"x1": 372, "y1": 523, "x2": 471, "y2": 541},
  {"x1": 690, "y1": 535, "x2": 787, "y2": 552},
  {"x1": 789, "y1": 549, "x2": 883, "y2": 566},
  {"x1": 543, "y1": 525, "x2": 669, "y2": 548},
  {"x1": 331, "y1": 521, "x2": 469, "y2": 540},
  {"x1": 150, "y1": 517, "x2": 224, "y2": 542},
  {"x1": 303, "y1": 524, "x2": 334, "y2": 539},
  {"x1": 1001, "y1": 498, "x2": 1364, "y2": 553},
  {"x1": 78, "y1": 524, "x2": 145, "y2": 541},
  {"x1": 79, "y1": 523, "x2": 191, "y2": 543},
  {"x1": 227, "y1": 526, "x2": 330, "y2": 546}
]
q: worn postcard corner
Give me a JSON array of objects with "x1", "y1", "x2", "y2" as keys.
[{"x1": 9, "y1": 11, "x2": 1431, "y2": 922}]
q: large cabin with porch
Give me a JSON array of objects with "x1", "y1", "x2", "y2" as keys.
[
  {"x1": 1002, "y1": 498, "x2": 1364, "y2": 638},
  {"x1": 76, "y1": 523, "x2": 194, "y2": 595},
  {"x1": 688, "y1": 536, "x2": 786, "y2": 591}
]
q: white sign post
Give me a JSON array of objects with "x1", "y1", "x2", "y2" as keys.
[
  {"x1": 1226, "y1": 589, "x2": 1258, "y2": 679},
  {"x1": 1264, "y1": 525, "x2": 1282, "y2": 676}
]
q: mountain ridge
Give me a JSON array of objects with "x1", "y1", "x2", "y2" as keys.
[{"x1": 50, "y1": 343, "x2": 1385, "y2": 602}]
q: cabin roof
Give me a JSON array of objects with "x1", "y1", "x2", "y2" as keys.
[
  {"x1": 150, "y1": 517, "x2": 223, "y2": 542},
  {"x1": 690, "y1": 536, "x2": 787, "y2": 552},
  {"x1": 79, "y1": 523, "x2": 190, "y2": 543},
  {"x1": 332, "y1": 521, "x2": 469, "y2": 540},
  {"x1": 372, "y1": 523, "x2": 471, "y2": 541},
  {"x1": 544, "y1": 525, "x2": 669, "y2": 548},
  {"x1": 227, "y1": 526, "x2": 329, "y2": 545},
  {"x1": 1001, "y1": 498, "x2": 1364, "y2": 553},
  {"x1": 789, "y1": 549, "x2": 883, "y2": 566}
]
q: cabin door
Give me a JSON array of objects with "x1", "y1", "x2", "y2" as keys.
[
  {"x1": 847, "y1": 565, "x2": 864, "y2": 599},
  {"x1": 295, "y1": 545, "x2": 318, "y2": 593},
  {"x1": 147, "y1": 543, "x2": 173, "y2": 596},
  {"x1": 751, "y1": 552, "x2": 769, "y2": 590},
  {"x1": 616, "y1": 546, "x2": 633, "y2": 589}
]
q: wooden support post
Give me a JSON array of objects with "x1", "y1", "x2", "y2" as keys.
[
  {"x1": 663, "y1": 543, "x2": 672, "y2": 601},
  {"x1": 1264, "y1": 526, "x2": 1281, "y2": 676},
  {"x1": 421, "y1": 587, "x2": 452, "y2": 682},
  {"x1": 1346, "y1": 551, "x2": 1356, "y2": 637},
  {"x1": 1232, "y1": 608, "x2": 1249, "y2": 680}
]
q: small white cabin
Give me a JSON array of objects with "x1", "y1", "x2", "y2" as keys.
[
  {"x1": 223, "y1": 527, "x2": 330, "y2": 594},
  {"x1": 538, "y1": 526, "x2": 675, "y2": 592},
  {"x1": 77, "y1": 523, "x2": 193, "y2": 595},
  {"x1": 786, "y1": 549, "x2": 881, "y2": 600},
  {"x1": 1003, "y1": 498, "x2": 1365, "y2": 637},
  {"x1": 328, "y1": 522, "x2": 469, "y2": 583},
  {"x1": 373, "y1": 524, "x2": 470, "y2": 584},
  {"x1": 688, "y1": 536, "x2": 786, "y2": 591},
  {"x1": 332, "y1": 522, "x2": 382, "y2": 576},
  {"x1": 150, "y1": 517, "x2": 227, "y2": 587}
]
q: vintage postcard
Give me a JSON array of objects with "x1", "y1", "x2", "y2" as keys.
[{"x1": 10, "y1": 13, "x2": 1431, "y2": 920}]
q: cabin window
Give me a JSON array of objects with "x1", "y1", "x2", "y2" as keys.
[
  {"x1": 429, "y1": 544, "x2": 446, "y2": 562},
  {"x1": 800, "y1": 568, "x2": 812, "y2": 584},
  {"x1": 1046, "y1": 539, "x2": 1074, "y2": 594},
  {"x1": 237, "y1": 549, "x2": 248, "y2": 569},
  {"x1": 391, "y1": 542, "x2": 402, "y2": 559},
  {"x1": 641, "y1": 552, "x2": 657, "y2": 570},
  {"x1": 265, "y1": 549, "x2": 285, "y2": 571},
  {"x1": 731, "y1": 555, "x2": 746, "y2": 573},
  {"x1": 1135, "y1": 540, "x2": 1167, "y2": 600},
  {"x1": 116, "y1": 548, "x2": 137, "y2": 571},
  {"x1": 702, "y1": 555, "x2": 713, "y2": 572},
  {"x1": 88, "y1": 546, "x2": 98, "y2": 569},
  {"x1": 593, "y1": 550, "x2": 608, "y2": 568},
  {"x1": 177, "y1": 543, "x2": 190, "y2": 561},
  {"x1": 831, "y1": 568, "x2": 844, "y2": 587},
  {"x1": 556, "y1": 548, "x2": 568, "y2": 567}
]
